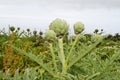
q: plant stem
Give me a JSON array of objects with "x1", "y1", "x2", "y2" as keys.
[
  {"x1": 65, "y1": 35, "x2": 79, "y2": 66},
  {"x1": 58, "y1": 38, "x2": 66, "y2": 74},
  {"x1": 58, "y1": 38, "x2": 65, "y2": 64},
  {"x1": 49, "y1": 43, "x2": 58, "y2": 73}
]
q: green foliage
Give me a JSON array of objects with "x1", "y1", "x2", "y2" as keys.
[
  {"x1": 0, "y1": 67, "x2": 43, "y2": 80},
  {"x1": 91, "y1": 34, "x2": 102, "y2": 42},
  {"x1": 11, "y1": 34, "x2": 103, "y2": 79},
  {"x1": 0, "y1": 19, "x2": 120, "y2": 80}
]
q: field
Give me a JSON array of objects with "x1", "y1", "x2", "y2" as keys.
[{"x1": 0, "y1": 19, "x2": 120, "y2": 80}]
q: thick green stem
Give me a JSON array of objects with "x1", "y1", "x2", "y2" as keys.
[
  {"x1": 65, "y1": 35, "x2": 79, "y2": 66},
  {"x1": 49, "y1": 43, "x2": 58, "y2": 73},
  {"x1": 58, "y1": 38, "x2": 65, "y2": 64},
  {"x1": 58, "y1": 38, "x2": 66, "y2": 74}
]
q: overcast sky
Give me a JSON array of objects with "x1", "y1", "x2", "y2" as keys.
[{"x1": 0, "y1": 0, "x2": 120, "y2": 34}]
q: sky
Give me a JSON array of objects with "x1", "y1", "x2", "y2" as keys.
[{"x1": 0, "y1": 0, "x2": 120, "y2": 34}]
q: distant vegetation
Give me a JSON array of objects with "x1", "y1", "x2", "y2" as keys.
[{"x1": 0, "y1": 18, "x2": 120, "y2": 80}]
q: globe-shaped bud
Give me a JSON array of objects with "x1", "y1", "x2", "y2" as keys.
[
  {"x1": 27, "y1": 29, "x2": 30, "y2": 32},
  {"x1": 9, "y1": 26, "x2": 15, "y2": 32},
  {"x1": 49, "y1": 18, "x2": 69, "y2": 37},
  {"x1": 39, "y1": 31, "x2": 43, "y2": 36},
  {"x1": 33, "y1": 30, "x2": 37, "y2": 36},
  {"x1": 17, "y1": 27, "x2": 20, "y2": 31},
  {"x1": 74, "y1": 22, "x2": 84, "y2": 35},
  {"x1": 45, "y1": 30, "x2": 56, "y2": 42}
]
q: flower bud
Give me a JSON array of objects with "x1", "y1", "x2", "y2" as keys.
[
  {"x1": 39, "y1": 31, "x2": 43, "y2": 36},
  {"x1": 49, "y1": 18, "x2": 69, "y2": 37},
  {"x1": 27, "y1": 29, "x2": 30, "y2": 32},
  {"x1": 74, "y1": 22, "x2": 84, "y2": 35},
  {"x1": 17, "y1": 27, "x2": 20, "y2": 31},
  {"x1": 9, "y1": 26, "x2": 15, "y2": 32},
  {"x1": 45, "y1": 30, "x2": 56, "y2": 42},
  {"x1": 33, "y1": 30, "x2": 37, "y2": 36}
]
